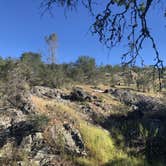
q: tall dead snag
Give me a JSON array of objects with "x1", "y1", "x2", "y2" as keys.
[{"x1": 45, "y1": 33, "x2": 58, "y2": 65}]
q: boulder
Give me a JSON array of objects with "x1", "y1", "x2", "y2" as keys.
[
  {"x1": 81, "y1": 105, "x2": 94, "y2": 115},
  {"x1": 8, "y1": 92, "x2": 35, "y2": 114},
  {"x1": 46, "y1": 123, "x2": 86, "y2": 156},
  {"x1": 31, "y1": 86, "x2": 62, "y2": 99},
  {"x1": 0, "y1": 108, "x2": 28, "y2": 147},
  {"x1": 70, "y1": 87, "x2": 92, "y2": 102},
  {"x1": 0, "y1": 108, "x2": 26, "y2": 129},
  {"x1": 63, "y1": 123, "x2": 85, "y2": 154},
  {"x1": 106, "y1": 88, "x2": 166, "y2": 112},
  {"x1": 135, "y1": 95, "x2": 165, "y2": 112},
  {"x1": 104, "y1": 88, "x2": 114, "y2": 94},
  {"x1": 112, "y1": 89, "x2": 136, "y2": 106}
]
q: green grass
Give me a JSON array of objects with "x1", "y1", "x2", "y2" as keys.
[
  {"x1": 79, "y1": 123, "x2": 115, "y2": 164},
  {"x1": 77, "y1": 122, "x2": 147, "y2": 166}
]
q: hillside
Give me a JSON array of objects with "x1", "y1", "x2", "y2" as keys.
[
  {"x1": 1, "y1": 0, "x2": 166, "y2": 165},
  {"x1": 0, "y1": 83, "x2": 165, "y2": 166}
]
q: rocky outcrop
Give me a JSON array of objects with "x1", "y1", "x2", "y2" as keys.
[
  {"x1": 0, "y1": 108, "x2": 27, "y2": 147},
  {"x1": 8, "y1": 92, "x2": 35, "y2": 114},
  {"x1": 69, "y1": 87, "x2": 92, "y2": 102},
  {"x1": 0, "y1": 108, "x2": 26, "y2": 129},
  {"x1": 2, "y1": 85, "x2": 166, "y2": 165},
  {"x1": 31, "y1": 86, "x2": 62, "y2": 99},
  {"x1": 45, "y1": 123, "x2": 86, "y2": 156},
  {"x1": 0, "y1": 106, "x2": 84, "y2": 165},
  {"x1": 0, "y1": 109, "x2": 43, "y2": 148},
  {"x1": 0, "y1": 112, "x2": 45, "y2": 164},
  {"x1": 105, "y1": 88, "x2": 166, "y2": 112},
  {"x1": 104, "y1": 88, "x2": 136, "y2": 106},
  {"x1": 32, "y1": 86, "x2": 95, "y2": 103},
  {"x1": 135, "y1": 95, "x2": 165, "y2": 112}
]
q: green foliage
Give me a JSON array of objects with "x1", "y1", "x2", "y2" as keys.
[
  {"x1": 75, "y1": 56, "x2": 97, "y2": 83},
  {"x1": 0, "y1": 56, "x2": 6, "y2": 70},
  {"x1": 0, "y1": 52, "x2": 164, "y2": 91},
  {"x1": 20, "y1": 52, "x2": 42, "y2": 65},
  {"x1": 77, "y1": 122, "x2": 145, "y2": 166},
  {"x1": 0, "y1": 58, "x2": 15, "y2": 81},
  {"x1": 136, "y1": 67, "x2": 155, "y2": 92},
  {"x1": 139, "y1": 123, "x2": 149, "y2": 139}
]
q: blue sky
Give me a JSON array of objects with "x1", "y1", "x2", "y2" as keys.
[{"x1": 0, "y1": 0, "x2": 166, "y2": 65}]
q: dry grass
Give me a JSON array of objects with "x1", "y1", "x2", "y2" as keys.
[
  {"x1": 31, "y1": 95, "x2": 58, "y2": 114},
  {"x1": 136, "y1": 91, "x2": 163, "y2": 98},
  {"x1": 30, "y1": 91, "x2": 156, "y2": 166}
]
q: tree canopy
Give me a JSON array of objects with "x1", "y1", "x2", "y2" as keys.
[{"x1": 41, "y1": 0, "x2": 165, "y2": 90}]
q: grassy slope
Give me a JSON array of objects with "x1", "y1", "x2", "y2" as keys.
[{"x1": 31, "y1": 85, "x2": 165, "y2": 166}]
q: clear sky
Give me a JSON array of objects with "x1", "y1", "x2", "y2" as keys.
[{"x1": 0, "y1": 0, "x2": 166, "y2": 65}]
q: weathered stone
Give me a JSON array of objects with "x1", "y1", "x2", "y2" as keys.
[
  {"x1": 47, "y1": 123, "x2": 86, "y2": 156},
  {"x1": 31, "y1": 86, "x2": 62, "y2": 99},
  {"x1": 81, "y1": 105, "x2": 94, "y2": 115},
  {"x1": 0, "y1": 108, "x2": 26, "y2": 129},
  {"x1": 8, "y1": 92, "x2": 35, "y2": 114},
  {"x1": 70, "y1": 87, "x2": 92, "y2": 102},
  {"x1": 112, "y1": 89, "x2": 136, "y2": 106},
  {"x1": 135, "y1": 95, "x2": 165, "y2": 112},
  {"x1": 0, "y1": 140, "x2": 15, "y2": 158},
  {"x1": 106, "y1": 88, "x2": 166, "y2": 113},
  {"x1": 63, "y1": 123, "x2": 85, "y2": 153},
  {"x1": 20, "y1": 132, "x2": 44, "y2": 153}
]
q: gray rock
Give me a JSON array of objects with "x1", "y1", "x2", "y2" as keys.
[
  {"x1": 106, "y1": 88, "x2": 166, "y2": 113},
  {"x1": 20, "y1": 132, "x2": 44, "y2": 153},
  {"x1": 31, "y1": 86, "x2": 62, "y2": 99},
  {"x1": 0, "y1": 108, "x2": 26, "y2": 129},
  {"x1": 8, "y1": 92, "x2": 35, "y2": 114},
  {"x1": 112, "y1": 89, "x2": 136, "y2": 106},
  {"x1": 135, "y1": 95, "x2": 165, "y2": 112},
  {"x1": 48, "y1": 123, "x2": 86, "y2": 156}
]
